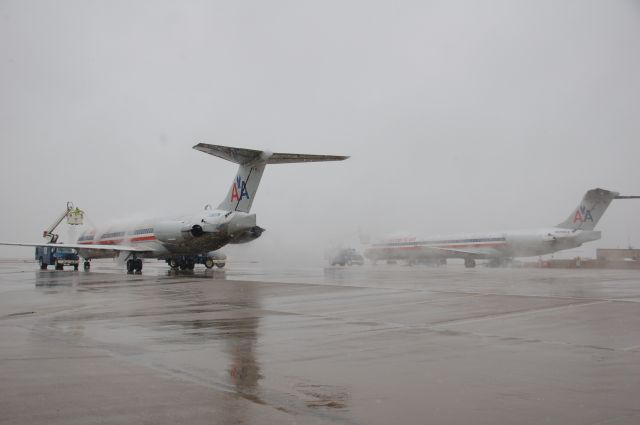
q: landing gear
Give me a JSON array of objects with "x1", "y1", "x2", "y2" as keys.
[
  {"x1": 55, "y1": 262, "x2": 64, "y2": 271},
  {"x1": 166, "y1": 257, "x2": 191, "y2": 271},
  {"x1": 126, "y1": 258, "x2": 143, "y2": 273},
  {"x1": 464, "y1": 258, "x2": 476, "y2": 268},
  {"x1": 166, "y1": 255, "x2": 226, "y2": 270},
  {"x1": 487, "y1": 258, "x2": 510, "y2": 268},
  {"x1": 178, "y1": 260, "x2": 195, "y2": 270},
  {"x1": 39, "y1": 257, "x2": 48, "y2": 270},
  {"x1": 83, "y1": 261, "x2": 90, "y2": 270}
]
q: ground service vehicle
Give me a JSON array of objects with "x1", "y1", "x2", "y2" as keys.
[
  {"x1": 331, "y1": 248, "x2": 365, "y2": 266},
  {"x1": 35, "y1": 246, "x2": 79, "y2": 270},
  {"x1": 34, "y1": 203, "x2": 84, "y2": 270}
]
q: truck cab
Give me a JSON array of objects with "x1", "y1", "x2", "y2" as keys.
[{"x1": 36, "y1": 246, "x2": 80, "y2": 270}]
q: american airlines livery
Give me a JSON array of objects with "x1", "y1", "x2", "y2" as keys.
[
  {"x1": 364, "y1": 188, "x2": 639, "y2": 268},
  {"x1": 1, "y1": 144, "x2": 348, "y2": 272}
]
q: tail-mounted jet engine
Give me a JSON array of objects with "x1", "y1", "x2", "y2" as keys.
[
  {"x1": 231, "y1": 226, "x2": 266, "y2": 244},
  {"x1": 190, "y1": 224, "x2": 205, "y2": 237},
  {"x1": 155, "y1": 221, "x2": 183, "y2": 243},
  {"x1": 155, "y1": 221, "x2": 214, "y2": 243}
]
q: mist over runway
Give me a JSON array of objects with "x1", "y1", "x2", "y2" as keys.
[{"x1": 1, "y1": 260, "x2": 640, "y2": 425}]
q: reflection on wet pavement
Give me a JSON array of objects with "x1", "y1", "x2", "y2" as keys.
[{"x1": 1, "y1": 260, "x2": 640, "y2": 425}]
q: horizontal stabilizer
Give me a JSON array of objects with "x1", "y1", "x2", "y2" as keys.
[
  {"x1": 265, "y1": 152, "x2": 350, "y2": 164},
  {"x1": 194, "y1": 143, "x2": 348, "y2": 213},
  {"x1": 193, "y1": 143, "x2": 348, "y2": 165}
]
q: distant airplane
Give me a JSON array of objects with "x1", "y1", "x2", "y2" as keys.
[
  {"x1": 1, "y1": 144, "x2": 348, "y2": 272},
  {"x1": 363, "y1": 188, "x2": 639, "y2": 268}
]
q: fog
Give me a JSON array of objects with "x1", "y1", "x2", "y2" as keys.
[{"x1": 1, "y1": 0, "x2": 639, "y2": 264}]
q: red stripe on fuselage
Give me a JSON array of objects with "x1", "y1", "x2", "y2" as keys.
[
  {"x1": 77, "y1": 235, "x2": 156, "y2": 245},
  {"x1": 96, "y1": 240, "x2": 123, "y2": 245},
  {"x1": 438, "y1": 242, "x2": 506, "y2": 249},
  {"x1": 130, "y1": 235, "x2": 156, "y2": 242},
  {"x1": 374, "y1": 242, "x2": 507, "y2": 251}
]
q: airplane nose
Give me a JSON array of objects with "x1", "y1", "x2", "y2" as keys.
[{"x1": 228, "y1": 213, "x2": 257, "y2": 235}]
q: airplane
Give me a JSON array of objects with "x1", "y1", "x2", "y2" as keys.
[
  {"x1": 363, "y1": 188, "x2": 639, "y2": 268},
  {"x1": 0, "y1": 144, "x2": 348, "y2": 272}
]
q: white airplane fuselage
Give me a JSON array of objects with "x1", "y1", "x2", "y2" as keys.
[
  {"x1": 75, "y1": 209, "x2": 260, "y2": 261},
  {"x1": 364, "y1": 227, "x2": 601, "y2": 263}
]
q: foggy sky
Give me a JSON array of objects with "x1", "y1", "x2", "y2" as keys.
[{"x1": 1, "y1": 0, "x2": 639, "y2": 263}]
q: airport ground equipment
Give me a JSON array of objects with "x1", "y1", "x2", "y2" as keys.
[
  {"x1": 35, "y1": 203, "x2": 84, "y2": 270},
  {"x1": 41, "y1": 202, "x2": 84, "y2": 243},
  {"x1": 1, "y1": 144, "x2": 348, "y2": 273},
  {"x1": 331, "y1": 248, "x2": 364, "y2": 266},
  {"x1": 35, "y1": 246, "x2": 79, "y2": 270}
]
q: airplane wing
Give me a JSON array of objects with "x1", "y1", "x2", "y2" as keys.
[
  {"x1": 0, "y1": 242, "x2": 153, "y2": 253},
  {"x1": 425, "y1": 246, "x2": 503, "y2": 259}
]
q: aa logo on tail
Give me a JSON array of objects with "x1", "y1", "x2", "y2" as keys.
[
  {"x1": 231, "y1": 175, "x2": 250, "y2": 203},
  {"x1": 573, "y1": 205, "x2": 593, "y2": 223}
]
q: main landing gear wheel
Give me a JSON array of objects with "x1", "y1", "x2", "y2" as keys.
[
  {"x1": 464, "y1": 258, "x2": 476, "y2": 268},
  {"x1": 126, "y1": 259, "x2": 142, "y2": 273},
  {"x1": 186, "y1": 258, "x2": 195, "y2": 270},
  {"x1": 204, "y1": 258, "x2": 214, "y2": 269},
  {"x1": 168, "y1": 259, "x2": 179, "y2": 270},
  {"x1": 39, "y1": 257, "x2": 47, "y2": 270},
  {"x1": 83, "y1": 261, "x2": 90, "y2": 270}
]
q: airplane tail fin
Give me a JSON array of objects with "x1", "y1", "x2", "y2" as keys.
[
  {"x1": 193, "y1": 143, "x2": 348, "y2": 213},
  {"x1": 556, "y1": 188, "x2": 619, "y2": 230}
]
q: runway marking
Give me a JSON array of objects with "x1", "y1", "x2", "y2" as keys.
[
  {"x1": 5, "y1": 311, "x2": 34, "y2": 317},
  {"x1": 427, "y1": 299, "x2": 610, "y2": 327}
]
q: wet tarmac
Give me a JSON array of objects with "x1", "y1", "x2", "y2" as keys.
[{"x1": 1, "y1": 259, "x2": 640, "y2": 425}]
